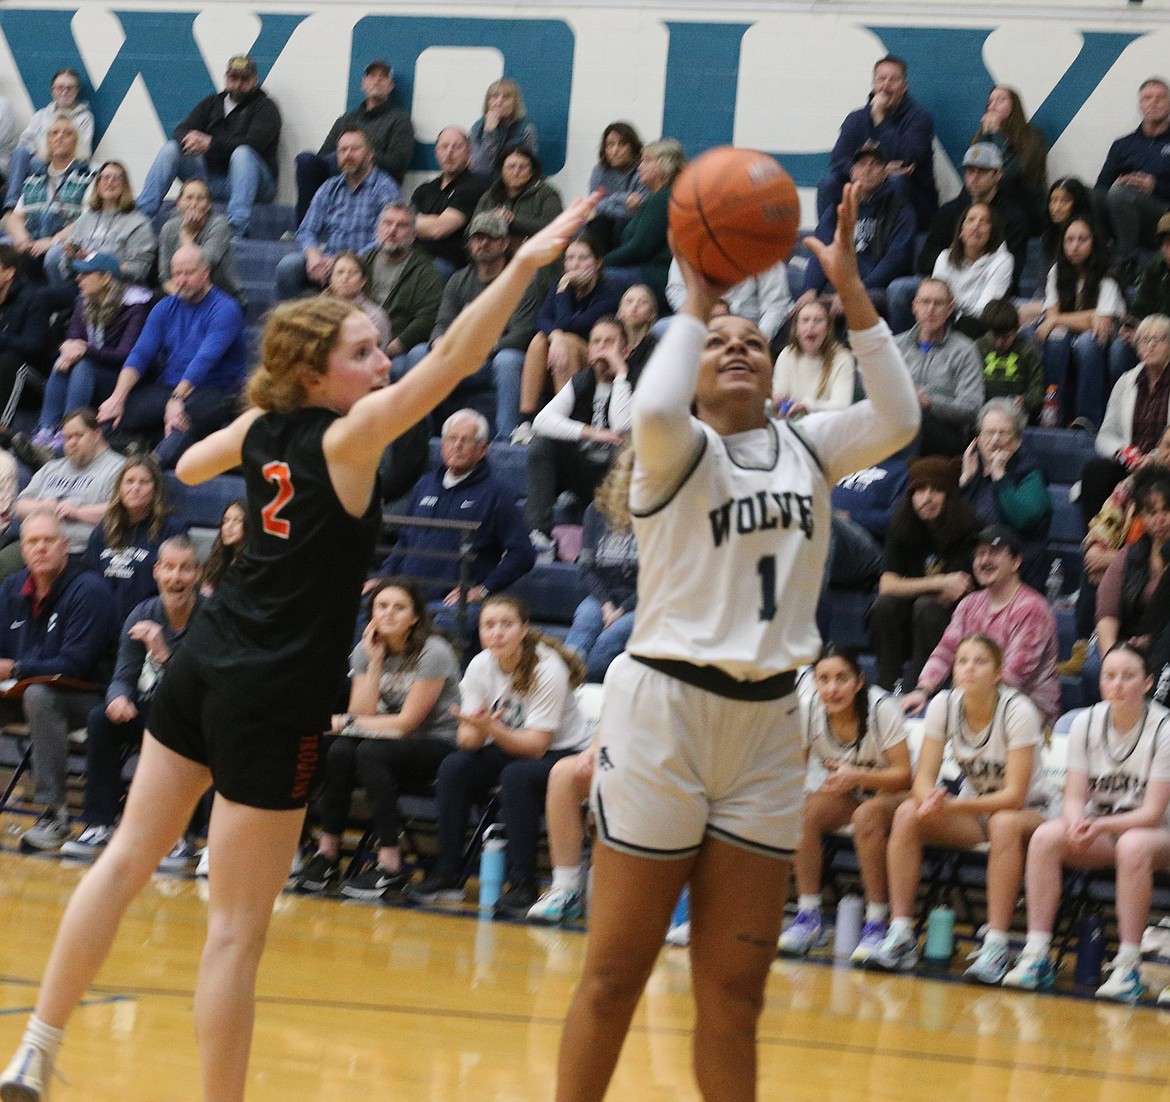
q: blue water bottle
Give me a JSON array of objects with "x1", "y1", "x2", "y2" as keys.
[
  {"x1": 923, "y1": 905, "x2": 955, "y2": 964},
  {"x1": 478, "y1": 825, "x2": 506, "y2": 915},
  {"x1": 1074, "y1": 913, "x2": 1106, "y2": 986}
]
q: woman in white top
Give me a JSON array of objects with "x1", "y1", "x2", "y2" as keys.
[
  {"x1": 406, "y1": 593, "x2": 591, "y2": 916},
  {"x1": 778, "y1": 645, "x2": 911, "y2": 962},
  {"x1": 554, "y1": 185, "x2": 919, "y2": 1102},
  {"x1": 871, "y1": 633, "x2": 1050, "y2": 975},
  {"x1": 771, "y1": 298, "x2": 855, "y2": 415},
  {"x1": 1003, "y1": 642, "x2": 1170, "y2": 1001},
  {"x1": 931, "y1": 203, "x2": 1013, "y2": 339},
  {"x1": 1035, "y1": 216, "x2": 1125, "y2": 428}
]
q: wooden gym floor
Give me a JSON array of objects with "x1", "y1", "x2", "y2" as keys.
[{"x1": 2, "y1": 814, "x2": 1170, "y2": 1102}]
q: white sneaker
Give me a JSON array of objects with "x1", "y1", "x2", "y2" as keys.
[
  {"x1": 0, "y1": 1040, "x2": 51, "y2": 1102},
  {"x1": 159, "y1": 837, "x2": 199, "y2": 871},
  {"x1": 510, "y1": 421, "x2": 534, "y2": 446},
  {"x1": 529, "y1": 529, "x2": 556, "y2": 564},
  {"x1": 20, "y1": 809, "x2": 70, "y2": 852},
  {"x1": 60, "y1": 824, "x2": 114, "y2": 860},
  {"x1": 1095, "y1": 959, "x2": 1145, "y2": 1003},
  {"x1": 526, "y1": 884, "x2": 584, "y2": 925},
  {"x1": 195, "y1": 847, "x2": 210, "y2": 877}
]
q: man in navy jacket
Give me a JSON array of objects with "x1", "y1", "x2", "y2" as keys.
[
  {"x1": 378, "y1": 409, "x2": 534, "y2": 635},
  {"x1": 0, "y1": 510, "x2": 116, "y2": 850},
  {"x1": 818, "y1": 55, "x2": 937, "y2": 230}
]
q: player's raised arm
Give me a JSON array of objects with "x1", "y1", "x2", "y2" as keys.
[{"x1": 802, "y1": 183, "x2": 880, "y2": 333}]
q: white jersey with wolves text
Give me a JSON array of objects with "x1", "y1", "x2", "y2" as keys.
[
  {"x1": 1066, "y1": 701, "x2": 1170, "y2": 823},
  {"x1": 799, "y1": 683, "x2": 907, "y2": 794}
]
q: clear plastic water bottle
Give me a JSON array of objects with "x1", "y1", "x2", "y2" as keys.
[
  {"x1": 478, "y1": 825, "x2": 506, "y2": 915},
  {"x1": 1046, "y1": 558, "x2": 1064, "y2": 606}
]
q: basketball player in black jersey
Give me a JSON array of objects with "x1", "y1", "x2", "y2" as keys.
[{"x1": 1, "y1": 196, "x2": 597, "y2": 1102}]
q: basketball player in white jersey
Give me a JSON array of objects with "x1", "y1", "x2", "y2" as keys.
[
  {"x1": 553, "y1": 184, "x2": 920, "y2": 1102},
  {"x1": 1003, "y1": 642, "x2": 1170, "y2": 1001}
]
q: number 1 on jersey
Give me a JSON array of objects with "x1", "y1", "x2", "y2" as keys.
[
  {"x1": 261, "y1": 461, "x2": 293, "y2": 538},
  {"x1": 756, "y1": 555, "x2": 777, "y2": 621}
]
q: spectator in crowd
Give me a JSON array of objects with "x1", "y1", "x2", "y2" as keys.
[
  {"x1": 3, "y1": 69, "x2": 93, "y2": 212},
  {"x1": 360, "y1": 202, "x2": 445, "y2": 366},
  {"x1": 971, "y1": 85, "x2": 1049, "y2": 229},
  {"x1": 666, "y1": 256, "x2": 791, "y2": 345},
  {"x1": 1112, "y1": 212, "x2": 1170, "y2": 382},
  {"x1": 0, "y1": 98, "x2": 16, "y2": 191},
  {"x1": 321, "y1": 250, "x2": 390, "y2": 349},
  {"x1": 771, "y1": 298, "x2": 856, "y2": 415},
  {"x1": 157, "y1": 179, "x2": 241, "y2": 301},
  {"x1": 411, "y1": 126, "x2": 489, "y2": 279},
  {"x1": 406, "y1": 593, "x2": 591, "y2": 917},
  {"x1": 200, "y1": 499, "x2": 244, "y2": 595},
  {"x1": 472, "y1": 145, "x2": 563, "y2": 239},
  {"x1": 957, "y1": 400, "x2": 1052, "y2": 588},
  {"x1": 975, "y1": 300, "x2": 1044, "y2": 424},
  {"x1": 819, "y1": 55, "x2": 936, "y2": 229},
  {"x1": 31, "y1": 253, "x2": 152, "y2": 450},
  {"x1": 46, "y1": 161, "x2": 155, "y2": 289},
  {"x1": 1081, "y1": 314, "x2": 1170, "y2": 527},
  {"x1": 831, "y1": 442, "x2": 912, "y2": 544},
  {"x1": 0, "y1": 447, "x2": 16, "y2": 532},
  {"x1": 469, "y1": 78, "x2": 538, "y2": 179},
  {"x1": 136, "y1": 55, "x2": 281, "y2": 239},
  {"x1": 0, "y1": 242, "x2": 50, "y2": 425},
  {"x1": 799, "y1": 142, "x2": 915, "y2": 320},
  {"x1": 5, "y1": 409, "x2": 123, "y2": 573},
  {"x1": 614, "y1": 282, "x2": 658, "y2": 379},
  {"x1": 376, "y1": 409, "x2": 535, "y2": 631},
  {"x1": 1003, "y1": 643, "x2": 1170, "y2": 1000},
  {"x1": 870, "y1": 633, "x2": 1050, "y2": 974},
  {"x1": 603, "y1": 139, "x2": 685, "y2": 308},
  {"x1": 405, "y1": 212, "x2": 543, "y2": 437},
  {"x1": 564, "y1": 447, "x2": 637, "y2": 682},
  {"x1": 294, "y1": 59, "x2": 414, "y2": 221},
  {"x1": 59, "y1": 535, "x2": 202, "y2": 859},
  {"x1": 515, "y1": 235, "x2": 624, "y2": 437},
  {"x1": 868, "y1": 455, "x2": 981, "y2": 690},
  {"x1": 83, "y1": 455, "x2": 188, "y2": 628},
  {"x1": 0, "y1": 509, "x2": 116, "y2": 851},
  {"x1": 275, "y1": 129, "x2": 400, "y2": 301},
  {"x1": 97, "y1": 244, "x2": 247, "y2": 466},
  {"x1": 895, "y1": 278, "x2": 984, "y2": 456},
  {"x1": 526, "y1": 316, "x2": 632, "y2": 554},
  {"x1": 777, "y1": 646, "x2": 911, "y2": 961},
  {"x1": 931, "y1": 203, "x2": 1014, "y2": 338},
  {"x1": 1082, "y1": 465, "x2": 1170, "y2": 702},
  {"x1": 1036, "y1": 215, "x2": 1124, "y2": 429},
  {"x1": 1040, "y1": 176, "x2": 1096, "y2": 265},
  {"x1": 888, "y1": 144, "x2": 1034, "y2": 334},
  {"x1": 587, "y1": 122, "x2": 646, "y2": 251},
  {"x1": 899, "y1": 525, "x2": 1060, "y2": 726},
  {"x1": 296, "y1": 578, "x2": 461, "y2": 899},
  {"x1": 1096, "y1": 78, "x2": 1170, "y2": 270},
  {"x1": 3, "y1": 115, "x2": 94, "y2": 277}
]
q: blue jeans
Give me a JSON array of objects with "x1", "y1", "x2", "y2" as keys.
[
  {"x1": 275, "y1": 252, "x2": 315, "y2": 301},
  {"x1": 1043, "y1": 329, "x2": 1109, "y2": 427},
  {"x1": 491, "y1": 348, "x2": 525, "y2": 439},
  {"x1": 137, "y1": 141, "x2": 276, "y2": 236},
  {"x1": 4, "y1": 146, "x2": 42, "y2": 210},
  {"x1": 39, "y1": 356, "x2": 120, "y2": 431},
  {"x1": 565, "y1": 595, "x2": 635, "y2": 682}
]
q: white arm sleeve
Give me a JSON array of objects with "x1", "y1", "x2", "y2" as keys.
[
  {"x1": 532, "y1": 382, "x2": 586, "y2": 442},
  {"x1": 795, "y1": 320, "x2": 920, "y2": 485},
  {"x1": 630, "y1": 315, "x2": 706, "y2": 507}
]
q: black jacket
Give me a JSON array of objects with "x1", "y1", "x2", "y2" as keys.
[{"x1": 174, "y1": 87, "x2": 282, "y2": 179}]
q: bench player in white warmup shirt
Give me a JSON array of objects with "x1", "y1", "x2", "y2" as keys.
[
  {"x1": 553, "y1": 184, "x2": 920, "y2": 1102},
  {"x1": 1003, "y1": 642, "x2": 1170, "y2": 1002}
]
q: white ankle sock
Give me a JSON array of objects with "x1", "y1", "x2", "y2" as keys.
[
  {"x1": 889, "y1": 916, "x2": 915, "y2": 940},
  {"x1": 865, "y1": 902, "x2": 889, "y2": 923},
  {"x1": 1114, "y1": 943, "x2": 1141, "y2": 969},
  {"x1": 551, "y1": 865, "x2": 581, "y2": 892},
  {"x1": 23, "y1": 1016, "x2": 63, "y2": 1056},
  {"x1": 797, "y1": 894, "x2": 822, "y2": 913},
  {"x1": 983, "y1": 929, "x2": 1009, "y2": 951},
  {"x1": 1023, "y1": 932, "x2": 1052, "y2": 957}
]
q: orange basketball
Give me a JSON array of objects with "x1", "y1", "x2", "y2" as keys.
[{"x1": 669, "y1": 147, "x2": 800, "y2": 286}]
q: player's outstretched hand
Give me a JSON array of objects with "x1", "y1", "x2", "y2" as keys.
[
  {"x1": 671, "y1": 239, "x2": 729, "y2": 323},
  {"x1": 514, "y1": 192, "x2": 601, "y2": 269}
]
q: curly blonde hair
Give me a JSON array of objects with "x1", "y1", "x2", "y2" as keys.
[
  {"x1": 245, "y1": 297, "x2": 361, "y2": 413},
  {"x1": 594, "y1": 446, "x2": 633, "y2": 532}
]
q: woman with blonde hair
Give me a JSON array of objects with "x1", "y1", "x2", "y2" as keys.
[
  {"x1": 469, "y1": 77, "x2": 538, "y2": 178},
  {"x1": 0, "y1": 197, "x2": 596, "y2": 1102},
  {"x1": 772, "y1": 298, "x2": 856, "y2": 415}
]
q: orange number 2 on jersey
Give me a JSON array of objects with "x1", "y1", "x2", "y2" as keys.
[{"x1": 261, "y1": 461, "x2": 294, "y2": 538}]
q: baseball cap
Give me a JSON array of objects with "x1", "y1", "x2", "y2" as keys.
[
  {"x1": 364, "y1": 60, "x2": 392, "y2": 77},
  {"x1": 226, "y1": 55, "x2": 257, "y2": 77},
  {"x1": 1157, "y1": 213, "x2": 1170, "y2": 241},
  {"x1": 467, "y1": 212, "x2": 510, "y2": 239},
  {"x1": 853, "y1": 140, "x2": 887, "y2": 164},
  {"x1": 963, "y1": 143, "x2": 1004, "y2": 171},
  {"x1": 976, "y1": 524, "x2": 1022, "y2": 554},
  {"x1": 71, "y1": 252, "x2": 123, "y2": 278}
]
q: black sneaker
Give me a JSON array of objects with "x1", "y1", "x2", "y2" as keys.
[
  {"x1": 295, "y1": 852, "x2": 340, "y2": 893},
  {"x1": 405, "y1": 870, "x2": 464, "y2": 905},
  {"x1": 494, "y1": 882, "x2": 539, "y2": 919},
  {"x1": 340, "y1": 865, "x2": 411, "y2": 901}
]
